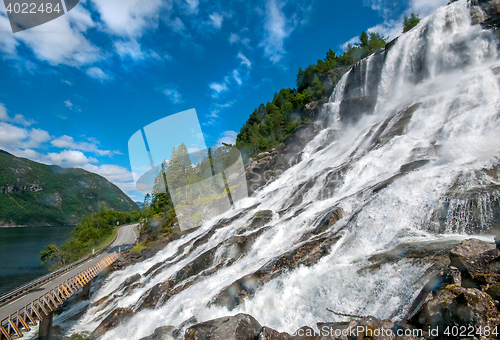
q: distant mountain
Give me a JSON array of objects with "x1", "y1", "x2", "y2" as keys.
[
  {"x1": 0, "y1": 150, "x2": 138, "y2": 227},
  {"x1": 135, "y1": 201, "x2": 143, "y2": 208}
]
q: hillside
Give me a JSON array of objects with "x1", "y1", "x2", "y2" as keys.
[{"x1": 0, "y1": 150, "x2": 138, "y2": 227}]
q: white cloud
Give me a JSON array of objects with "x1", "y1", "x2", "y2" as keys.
[
  {"x1": 233, "y1": 70, "x2": 242, "y2": 85},
  {"x1": 61, "y1": 80, "x2": 72, "y2": 86},
  {"x1": 209, "y1": 13, "x2": 224, "y2": 29},
  {"x1": 13, "y1": 6, "x2": 102, "y2": 66},
  {"x1": 64, "y1": 100, "x2": 73, "y2": 109},
  {"x1": 237, "y1": 52, "x2": 252, "y2": 68},
  {"x1": 216, "y1": 131, "x2": 238, "y2": 146},
  {"x1": 48, "y1": 150, "x2": 98, "y2": 167},
  {"x1": 89, "y1": 0, "x2": 164, "y2": 38},
  {"x1": 0, "y1": 122, "x2": 50, "y2": 150},
  {"x1": 86, "y1": 67, "x2": 111, "y2": 82},
  {"x1": 185, "y1": 0, "x2": 199, "y2": 14},
  {"x1": 209, "y1": 82, "x2": 229, "y2": 96},
  {"x1": 260, "y1": 0, "x2": 292, "y2": 64},
  {"x1": 0, "y1": 103, "x2": 35, "y2": 126},
  {"x1": 341, "y1": 36, "x2": 361, "y2": 51},
  {"x1": 229, "y1": 33, "x2": 240, "y2": 44},
  {"x1": 51, "y1": 135, "x2": 115, "y2": 156},
  {"x1": 0, "y1": 104, "x2": 7, "y2": 121},
  {"x1": 83, "y1": 163, "x2": 136, "y2": 195},
  {"x1": 0, "y1": 14, "x2": 19, "y2": 56},
  {"x1": 163, "y1": 86, "x2": 183, "y2": 104}
]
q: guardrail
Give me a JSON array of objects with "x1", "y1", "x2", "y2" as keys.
[
  {"x1": 0, "y1": 253, "x2": 119, "y2": 340},
  {"x1": 0, "y1": 223, "x2": 134, "y2": 307}
]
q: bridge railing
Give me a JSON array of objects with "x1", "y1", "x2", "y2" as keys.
[
  {"x1": 0, "y1": 223, "x2": 134, "y2": 307},
  {"x1": 0, "y1": 253, "x2": 119, "y2": 340}
]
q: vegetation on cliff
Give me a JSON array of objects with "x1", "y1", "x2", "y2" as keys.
[
  {"x1": 403, "y1": 13, "x2": 421, "y2": 33},
  {"x1": 0, "y1": 150, "x2": 138, "y2": 227},
  {"x1": 235, "y1": 30, "x2": 387, "y2": 158}
]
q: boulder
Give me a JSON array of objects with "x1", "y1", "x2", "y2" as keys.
[
  {"x1": 414, "y1": 284, "x2": 500, "y2": 337},
  {"x1": 89, "y1": 307, "x2": 133, "y2": 339},
  {"x1": 139, "y1": 326, "x2": 175, "y2": 340},
  {"x1": 469, "y1": 273, "x2": 500, "y2": 291},
  {"x1": 258, "y1": 326, "x2": 291, "y2": 340},
  {"x1": 184, "y1": 314, "x2": 262, "y2": 340},
  {"x1": 449, "y1": 239, "x2": 500, "y2": 284},
  {"x1": 471, "y1": 5, "x2": 487, "y2": 25}
]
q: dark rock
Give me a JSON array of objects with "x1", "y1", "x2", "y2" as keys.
[
  {"x1": 116, "y1": 273, "x2": 141, "y2": 292},
  {"x1": 259, "y1": 326, "x2": 291, "y2": 340},
  {"x1": 486, "y1": 283, "x2": 500, "y2": 301},
  {"x1": 413, "y1": 284, "x2": 500, "y2": 337},
  {"x1": 446, "y1": 266, "x2": 461, "y2": 286},
  {"x1": 316, "y1": 321, "x2": 353, "y2": 339},
  {"x1": 90, "y1": 307, "x2": 133, "y2": 339},
  {"x1": 449, "y1": 239, "x2": 500, "y2": 285},
  {"x1": 339, "y1": 97, "x2": 376, "y2": 125},
  {"x1": 184, "y1": 313, "x2": 262, "y2": 340},
  {"x1": 353, "y1": 316, "x2": 394, "y2": 340},
  {"x1": 139, "y1": 326, "x2": 175, "y2": 340},
  {"x1": 139, "y1": 279, "x2": 178, "y2": 310},
  {"x1": 239, "y1": 210, "x2": 274, "y2": 234},
  {"x1": 470, "y1": 273, "x2": 500, "y2": 291},
  {"x1": 496, "y1": 235, "x2": 500, "y2": 250}
]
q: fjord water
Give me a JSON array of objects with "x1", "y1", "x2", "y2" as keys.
[
  {"x1": 69, "y1": 1, "x2": 500, "y2": 337},
  {"x1": 0, "y1": 226, "x2": 74, "y2": 295}
]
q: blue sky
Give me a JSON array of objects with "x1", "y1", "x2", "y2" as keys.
[{"x1": 0, "y1": 0, "x2": 447, "y2": 201}]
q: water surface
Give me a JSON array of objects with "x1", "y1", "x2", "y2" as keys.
[{"x1": 0, "y1": 226, "x2": 74, "y2": 295}]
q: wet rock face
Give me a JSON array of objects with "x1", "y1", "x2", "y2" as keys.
[
  {"x1": 338, "y1": 49, "x2": 387, "y2": 125},
  {"x1": 415, "y1": 284, "x2": 500, "y2": 334},
  {"x1": 185, "y1": 314, "x2": 262, "y2": 340},
  {"x1": 406, "y1": 238, "x2": 500, "y2": 338},
  {"x1": 89, "y1": 307, "x2": 133, "y2": 340},
  {"x1": 449, "y1": 238, "x2": 500, "y2": 284},
  {"x1": 259, "y1": 326, "x2": 291, "y2": 340},
  {"x1": 139, "y1": 326, "x2": 175, "y2": 340},
  {"x1": 212, "y1": 233, "x2": 340, "y2": 310}
]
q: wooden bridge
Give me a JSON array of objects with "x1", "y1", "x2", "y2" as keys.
[{"x1": 0, "y1": 223, "x2": 138, "y2": 340}]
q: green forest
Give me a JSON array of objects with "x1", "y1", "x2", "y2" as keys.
[{"x1": 235, "y1": 31, "x2": 388, "y2": 158}]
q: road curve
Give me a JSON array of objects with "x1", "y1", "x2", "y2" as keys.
[{"x1": 0, "y1": 223, "x2": 138, "y2": 319}]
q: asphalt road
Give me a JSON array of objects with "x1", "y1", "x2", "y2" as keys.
[{"x1": 0, "y1": 223, "x2": 138, "y2": 319}]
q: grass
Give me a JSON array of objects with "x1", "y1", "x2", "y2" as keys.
[
  {"x1": 131, "y1": 242, "x2": 147, "y2": 254},
  {"x1": 89, "y1": 226, "x2": 118, "y2": 255}
]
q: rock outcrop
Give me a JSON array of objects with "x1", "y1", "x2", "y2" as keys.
[
  {"x1": 89, "y1": 307, "x2": 133, "y2": 340},
  {"x1": 185, "y1": 314, "x2": 262, "y2": 340}
]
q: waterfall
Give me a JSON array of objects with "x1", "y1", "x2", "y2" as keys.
[{"x1": 65, "y1": 1, "x2": 500, "y2": 338}]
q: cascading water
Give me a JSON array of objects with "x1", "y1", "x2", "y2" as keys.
[{"x1": 63, "y1": 1, "x2": 500, "y2": 338}]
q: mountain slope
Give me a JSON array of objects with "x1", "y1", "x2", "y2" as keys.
[{"x1": 0, "y1": 150, "x2": 138, "y2": 226}]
